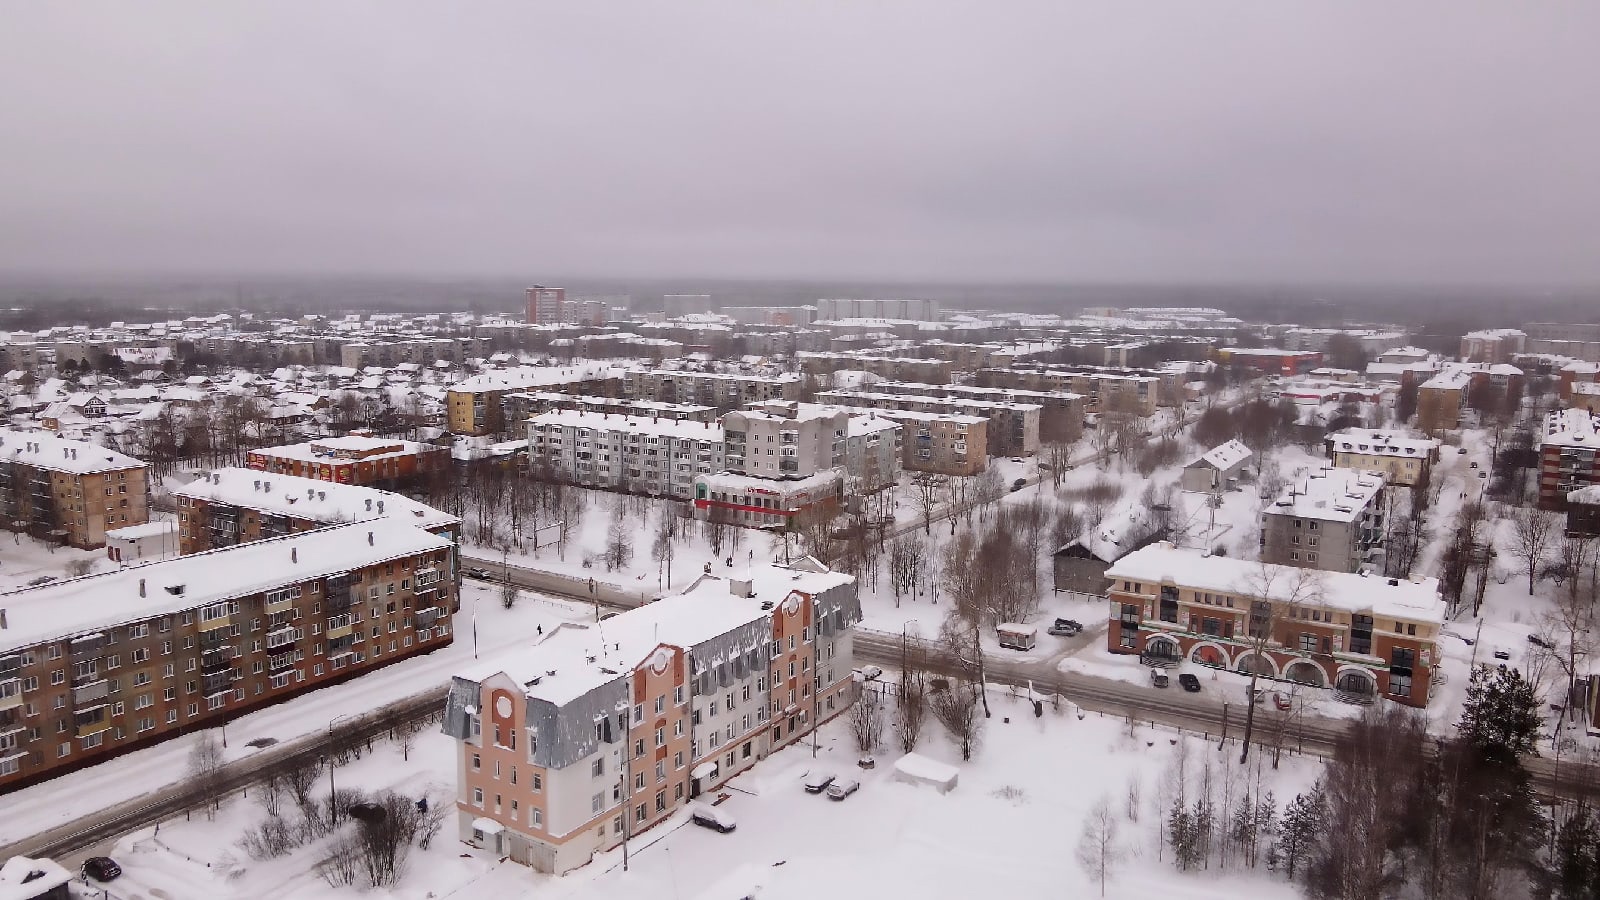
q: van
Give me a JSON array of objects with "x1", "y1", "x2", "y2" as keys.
[{"x1": 996, "y1": 623, "x2": 1038, "y2": 652}]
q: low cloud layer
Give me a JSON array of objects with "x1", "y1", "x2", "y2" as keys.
[{"x1": 2, "y1": 2, "x2": 1596, "y2": 284}]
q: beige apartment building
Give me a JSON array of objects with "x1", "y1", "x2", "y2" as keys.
[
  {"x1": 0, "y1": 432, "x2": 149, "y2": 549},
  {"x1": 442, "y1": 562, "x2": 860, "y2": 873},
  {"x1": 1324, "y1": 428, "x2": 1440, "y2": 487}
]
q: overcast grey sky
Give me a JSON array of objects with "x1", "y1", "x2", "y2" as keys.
[{"x1": 2, "y1": 2, "x2": 1596, "y2": 285}]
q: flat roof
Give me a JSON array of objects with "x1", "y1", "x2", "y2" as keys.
[
  {"x1": 0, "y1": 429, "x2": 145, "y2": 475},
  {"x1": 172, "y1": 467, "x2": 458, "y2": 530},
  {"x1": 0, "y1": 519, "x2": 451, "y2": 650},
  {"x1": 1264, "y1": 467, "x2": 1384, "y2": 523},
  {"x1": 249, "y1": 437, "x2": 443, "y2": 464},
  {"x1": 529, "y1": 409, "x2": 725, "y2": 441},
  {"x1": 1106, "y1": 542, "x2": 1444, "y2": 622}
]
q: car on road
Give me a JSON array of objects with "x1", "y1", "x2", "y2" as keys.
[
  {"x1": 803, "y1": 770, "x2": 836, "y2": 794},
  {"x1": 1010, "y1": 457, "x2": 1025, "y2": 463},
  {"x1": 1273, "y1": 691, "x2": 1292, "y2": 711},
  {"x1": 1150, "y1": 670, "x2": 1170, "y2": 688},
  {"x1": 1479, "y1": 470, "x2": 1487, "y2": 479},
  {"x1": 1457, "y1": 446, "x2": 1468, "y2": 454},
  {"x1": 83, "y1": 857, "x2": 122, "y2": 882},
  {"x1": 1010, "y1": 478, "x2": 1028, "y2": 491},
  {"x1": 855, "y1": 665, "x2": 884, "y2": 681},
  {"x1": 689, "y1": 803, "x2": 737, "y2": 833},
  {"x1": 1178, "y1": 673, "x2": 1202, "y2": 693},
  {"x1": 1246, "y1": 687, "x2": 1266, "y2": 705},
  {"x1": 463, "y1": 567, "x2": 492, "y2": 579},
  {"x1": 1469, "y1": 461, "x2": 1479, "y2": 469},
  {"x1": 826, "y1": 779, "x2": 861, "y2": 801},
  {"x1": 1047, "y1": 618, "x2": 1083, "y2": 637}
]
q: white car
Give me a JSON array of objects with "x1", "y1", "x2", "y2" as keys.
[
  {"x1": 826, "y1": 779, "x2": 861, "y2": 801},
  {"x1": 803, "y1": 770, "x2": 836, "y2": 794},
  {"x1": 688, "y1": 802, "x2": 736, "y2": 833}
]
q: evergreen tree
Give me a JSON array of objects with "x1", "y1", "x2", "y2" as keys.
[
  {"x1": 1549, "y1": 807, "x2": 1599, "y2": 900},
  {"x1": 1193, "y1": 797, "x2": 1215, "y2": 869},
  {"x1": 1457, "y1": 664, "x2": 1543, "y2": 763},
  {"x1": 1253, "y1": 791, "x2": 1277, "y2": 870},
  {"x1": 1169, "y1": 804, "x2": 1201, "y2": 871},
  {"x1": 1275, "y1": 787, "x2": 1325, "y2": 882}
]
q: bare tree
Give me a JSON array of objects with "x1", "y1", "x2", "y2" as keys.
[
  {"x1": 1540, "y1": 538, "x2": 1598, "y2": 736},
  {"x1": 888, "y1": 534, "x2": 925, "y2": 607},
  {"x1": 188, "y1": 729, "x2": 227, "y2": 818},
  {"x1": 1076, "y1": 794, "x2": 1124, "y2": 897},
  {"x1": 651, "y1": 513, "x2": 678, "y2": 589},
  {"x1": 1232, "y1": 563, "x2": 1326, "y2": 764},
  {"x1": 929, "y1": 676, "x2": 982, "y2": 761},
  {"x1": 1506, "y1": 505, "x2": 1558, "y2": 596},
  {"x1": 848, "y1": 687, "x2": 884, "y2": 757},
  {"x1": 912, "y1": 473, "x2": 945, "y2": 536},
  {"x1": 603, "y1": 519, "x2": 633, "y2": 572},
  {"x1": 897, "y1": 632, "x2": 930, "y2": 753}
]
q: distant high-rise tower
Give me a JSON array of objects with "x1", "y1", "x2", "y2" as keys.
[{"x1": 526, "y1": 285, "x2": 567, "y2": 325}]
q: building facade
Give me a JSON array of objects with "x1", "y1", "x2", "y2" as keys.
[
  {"x1": 1103, "y1": 543, "x2": 1444, "y2": 708},
  {"x1": 1538, "y1": 408, "x2": 1600, "y2": 511},
  {"x1": 172, "y1": 468, "x2": 461, "y2": 561},
  {"x1": 245, "y1": 435, "x2": 449, "y2": 488},
  {"x1": 441, "y1": 562, "x2": 860, "y2": 873},
  {"x1": 527, "y1": 286, "x2": 568, "y2": 326},
  {"x1": 1324, "y1": 428, "x2": 1440, "y2": 488},
  {"x1": 1260, "y1": 468, "x2": 1386, "y2": 574},
  {"x1": 0, "y1": 520, "x2": 455, "y2": 793},
  {"x1": 0, "y1": 432, "x2": 149, "y2": 549},
  {"x1": 527, "y1": 411, "x2": 726, "y2": 500}
]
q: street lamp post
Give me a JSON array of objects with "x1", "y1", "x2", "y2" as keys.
[{"x1": 328, "y1": 712, "x2": 353, "y2": 826}]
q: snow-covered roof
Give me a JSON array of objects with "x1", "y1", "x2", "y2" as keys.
[
  {"x1": 250, "y1": 435, "x2": 442, "y2": 464},
  {"x1": 696, "y1": 468, "x2": 841, "y2": 494},
  {"x1": 1568, "y1": 485, "x2": 1600, "y2": 506},
  {"x1": 1106, "y1": 542, "x2": 1445, "y2": 622},
  {"x1": 1420, "y1": 369, "x2": 1472, "y2": 390},
  {"x1": 1328, "y1": 428, "x2": 1439, "y2": 459},
  {"x1": 1193, "y1": 439, "x2": 1252, "y2": 472},
  {"x1": 0, "y1": 856, "x2": 73, "y2": 900},
  {"x1": 0, "y1": 519, "x2": 452, "y2": 650},
  {"x1": 172, "y1": 467, "x2": 458, "y2": 530},
  {"x1": 456, "y1": 564, "x2": 852, "y2": 706},
  {"x1": 104, "y1": 521, "x2": 177, "y2": 540},
  {"x1": 1263, "y1": 467, "x2": 1384, "y2": 523},
  {"x1": 529, "y1": 409, "x2": 725, "y2": 441},
  {"x1": 0, "y1": 429, "x2": 144, "y2": 474},
  {"x1": 448, "y1": 363, "x2": 625, "y2": 393},
  {"x1": 1542, "y1": 407, "x2": 1598, "y2": 448}
]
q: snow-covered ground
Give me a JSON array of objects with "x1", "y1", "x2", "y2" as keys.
[{"x1": 97, "y1": 684, "x2": 1323, "y2": 900}]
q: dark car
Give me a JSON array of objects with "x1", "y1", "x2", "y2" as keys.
[
  {"x1": 689, "y1": 803, "x2": 737, "y2": 833},
  {"x1": 1010, "y1": 478, "x2": 1028, "y2": 492},
  {"x1": 1178, "y1": 673, "x2": 1201, "y2": 693},
  {"x1": 803, "y1": 770, "x2": 836, "y2": 794},
  {"x1": 83, "y1": 857, "x2": 122, "y2": 882},
  {"x1": 1047, "y1": 618, "x2": 1083, "y2": 637},
  {"x1": 463, "y1": 567, "x2": 492, "y2": 579}
]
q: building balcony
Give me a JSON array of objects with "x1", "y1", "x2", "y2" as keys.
[
  {"x1": 201, "y1": 650, "x2": 233, "y2": 674},
  {"x1": 72, "y1": 679, "x2": 109, "y2": 705},
  {"x1": 0, "y1": 678, "x2": 20, "y2": 712},
  {"x1": 202, "y1": 671, "x2": 236, "y2": 695},
  {"x1": 265, "y1": 596, "x2": 295, "y2": 615},
  {"x1": 74, "y1": 705, "x2": 111, "y2": 737},
  {"x1": 197, "y1": 613, "x2": 231, "y2": 633}
]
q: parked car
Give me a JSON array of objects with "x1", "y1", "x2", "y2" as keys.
[
  {"x1": 855, "y1": 665, "x2": 884, "y2": 681},
  {"x1": 1246, "y1": 687, "x2": 1266, "y2": 705},
  {"x1": 803, "y1": 770, "x2": 836, "y2": 794},
  {"x1": 1457, "y1": 446, "x2": 1468, "y2": 454},
  {"x1": 83, "y1": 857, "x2": 122, "y2": 882},
  {"x1": 1047, "y1": 618, "x2": 1083, "y2": 637},
  {"x1": 688, "y1": 803, "x2": 737, "y2": 833},
  {"x1": 1178, "y1": 673, "x2": 1202, "y2": 693},
  {"x1": 463, "y1": 567, "x2": 492, "y2": 579},
  {"x1": 1470, "y1": 461, "x2": 1479, "y2": 469},
  {"x1": 826, "y1": 779, "x2": 861, "y2": 801},
  {"x1": 1493, "y1": 649, "x2": 1511, "y2": 661},
  {"x1": 1010, "y1": 457, "x2": 1025, "y2": 463},
  {"x1": 1479, "y1": 471, "x2": 1487, "y2": 479},
  {"x1": 1010, "y1": 478, "x2": 1027, "y2": 491},
  {"x1": 1150, "y1": 670, "x2": 1170, "y2": 688},
  {"x1": 1273, "y1": 691, "x2": 1292, "y2": 711}
]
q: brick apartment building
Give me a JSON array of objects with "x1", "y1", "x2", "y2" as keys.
[
  {"x1": 1104, "y1": 542, "x2": 1444, "y2": 708},
  {"x1": 441, "y1": 561, "x2": 860, "y2": 873},
  {"x1": 867, "y1": 380, "x2": 1085, "y2": 446},
  {"x1": 1458, "y1": 328, "x2": 1526, "y2": 364},
  {"x1": 0, "y1": 432, "x2": 149, "y2": 549},
  {"x1": 622, "y1": 370, "x2": 803, "y2": 410},
  {"x1": 975, "y1": 366, "x2": 1161, "y2": 416},
  {"x1": 1538, "y1": 407, "x2": 1600, "y2": 511},
  {"x1": 0, "y1": 519, "x2": 455, "y2": 793},
  {"x1": 245, "y1": 434, "x2": 449, "y2": 488},
  {"x1": 172, "y1": 468, "x2": 461, "y2": 560},
  {"x1": 526, "y1": 286, "x2": 568, "y2": 325},
  {"x1": 814, "y1": 389, "x2": 1040, "y2": 458}
]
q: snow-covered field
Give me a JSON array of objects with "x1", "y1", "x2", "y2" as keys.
[{"x1": 97, "y1": 685, "x2": 1322, "y2": 900}]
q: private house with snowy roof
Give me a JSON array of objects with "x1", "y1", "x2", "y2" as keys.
[{"x1": 1180, "y1": 439, "x2": 1253, "y2": 493}]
